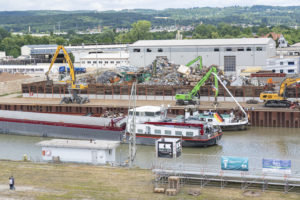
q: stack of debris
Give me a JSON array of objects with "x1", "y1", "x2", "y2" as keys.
[
  {"x1": 96, "y1": 71, "x2": 121, "y2": 84},
  {"x1": 94, "y1": 57, "x2": 227, "y2": 87}
]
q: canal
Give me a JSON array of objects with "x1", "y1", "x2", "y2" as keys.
[{"x1": 0, "y1": 127, "x2": 299, "y2": 172}]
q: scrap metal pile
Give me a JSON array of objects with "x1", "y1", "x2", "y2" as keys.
[{"x1": 95, "y1": 57, "x2": 214, "y2": 86}]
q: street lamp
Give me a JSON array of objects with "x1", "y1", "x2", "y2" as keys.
[{"x1": 95, "y1": 41, "x2": 99, "y2": 75}]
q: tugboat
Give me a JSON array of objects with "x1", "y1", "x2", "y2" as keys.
[{"x1": 126, "y1": 106, "x2": 222, "y2": 147}]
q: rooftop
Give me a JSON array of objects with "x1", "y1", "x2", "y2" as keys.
[
  {"x1": 269, "y1": 55, "x2": 300, "y2": 59},
  {"x1": 130, "y1": 106, "x2": 164, "y2": 112},
  {"x1": 130, "y1": 38, "x2": 274, "y2": 47},
  {"x1": 37, "y1": 139, "x2": 120, "y2": 150}
]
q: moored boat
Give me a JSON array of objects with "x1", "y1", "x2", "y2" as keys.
[
  {"x1": 126, "y1": 106, "x2": 222, "y2": 147},
  {"x1": 0, "y1": 110, "x2": 126, "y2": 140},
  {"x1": 186, "y1": 110, "x2": 248, "y2": 131}
]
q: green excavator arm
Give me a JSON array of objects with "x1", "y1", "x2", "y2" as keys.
[
  {"x1": 175, "y1": 66, "x2": 218, "y2": 104},
  {"x1": 186, "y1": 56, "x2": 202, "y2": 70}
]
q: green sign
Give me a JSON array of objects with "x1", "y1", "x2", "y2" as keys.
[{"x1": 221, "y1": 156, "x2": 249, "y2": 171}]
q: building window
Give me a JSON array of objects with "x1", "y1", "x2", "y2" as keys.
[
  {"x1": 224, "y1": 56, "x2": 236, "y2": 72},
  {"x1": 105, "y1": 61, "x2": 108, "y2": 64},
  {"x1": 154, "y1": 130, "x2": 161, "y2": 134},
  {"x1": 272, "y1": 69, "x2": 275, "y2": 73},
  {"x1": 288, "y1": 69, "x2": 295, "y2": 73},
  {"x1": 133, "y1": 48, "x2": 140, "y2": 52},
  {"x1": 81, "y1": 61, "x2": 85, "y2": 64},
  {"x1": 226, "y1": 48, "x2": 232, "y2": 52},
  {"x1": 280, "y1": 62, "x2": 284, "y2": 65},
  {"x1": 110, "y1": 61, "x2": 114, "y2": 64},
  {"x1": 116, "y1": 61, "x2": 120, "y2": 64},
  {"x1": 280, "y1": 69, "x2": 283, "y2": 73},
  {"x1": 208, "y1": 119, "x2": 213, "y2": 122},
  {"x1": 137, "y1": 129, "x2": 143, "y2": 133},
  {"x1": 186, "y1": 132, "x2": 193, "y2": 137},
  {"x1": 256, "y1": 47, "x2": 263, "y2": 51},
  {"x1": 288, "y1": 61, "x2": 295, "y2": 65},
  {"x1": 99, "y1": 61, "x2": 103, "y2": 64},
  {"x1": 246, "y1": 47, "x2": 251, "y2": 51},
  {"x1": 87, "y1": 61, "x2": 91, "y2": 64},
  {"x1": 237, "y1": 48, "x2": 244, "y2": 51},
  {"x1": 93, "y1": 61, "x2": 97, "y2": 64},
  {"x1": 146, "y1": 48, "x2": 152, "y2": 52},
  {"x1": 214, "y1": 48, "x2": 219, "y2": 52},
  {"x1": 165, "y1": 130, "x2": 171, "y2": 135},
  {"x1": 158, "y1": 48, "x2": 163, "y2": 52},
  {"x1": 175, "y1": 131, "x2": 182, "y2": 136}
]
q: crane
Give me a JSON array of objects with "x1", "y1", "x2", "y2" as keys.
[
  {"x1": 45, "y1": 45, "x2": 89, "y2": 104},
  {"x1": 260, "y1": 77, "x2": 300, "y2": 107},
  {"x1": 186, "y1": 56, "x2": 203, "y2": 71},
  {"x1": 175, "y1": 66, "x2": 218, "y2": 105}
]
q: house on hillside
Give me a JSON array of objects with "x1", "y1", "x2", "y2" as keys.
[{"x1": 261, "y1": 32, "x2": 288, "y2": 48}]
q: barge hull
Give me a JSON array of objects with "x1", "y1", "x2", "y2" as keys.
[
  {"x1": 135, "y1": 134, "x2": 222, "y2": 147},
  {"x1": 0, "y1": 121, "x2": 123, "y2": 141}
]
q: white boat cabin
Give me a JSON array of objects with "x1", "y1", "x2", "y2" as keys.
[{"x1": 127, "y1": 106, "x2": 215, "y2": 137}]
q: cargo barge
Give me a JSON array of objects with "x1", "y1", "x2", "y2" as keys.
[{"x1": 0, "y1": 110, "x2": 126, "y2": 140}]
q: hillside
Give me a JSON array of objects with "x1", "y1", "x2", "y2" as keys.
[{"x1": 0, "y1": 5, "x2": 300, "y2": 32}]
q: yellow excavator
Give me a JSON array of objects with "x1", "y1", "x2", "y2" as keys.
[
  {"x1": 45, "y1": 45, "x2": 90, "y2": 104},
  {"x1": 260, "y1": 77, "x2": 300, "y2": 107}
]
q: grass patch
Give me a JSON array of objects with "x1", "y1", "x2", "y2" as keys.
[{"x1": 0, "y1": 160, "x2": 298, "y2": 200}]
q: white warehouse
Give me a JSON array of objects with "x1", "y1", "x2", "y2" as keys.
[{"x1": 129, "y1": 38, "x2": 276, "y2": 74}]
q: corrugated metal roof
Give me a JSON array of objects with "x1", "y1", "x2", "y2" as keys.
[
  {"x1": 37, "y1": 139, "x2": 120, "y2": 149},
  {"x1": 130, "y1": 38, "x2": 274, "y2": 47}
]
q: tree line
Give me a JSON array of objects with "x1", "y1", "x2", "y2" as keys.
[{"x1": 0, "y1": 20, "x2": 299, "y2": 58}]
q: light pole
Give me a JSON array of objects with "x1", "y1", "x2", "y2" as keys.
[{"x1": 95, "y1": 41, "x2": 99, "y2": 75}]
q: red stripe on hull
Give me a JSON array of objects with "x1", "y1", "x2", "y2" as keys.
[
  {"x1": 0, "y1": 117, "x2": 124, "y2": 132},
  {"x1": 131, "y1": 132, "x2": 223, "y2": 141}
]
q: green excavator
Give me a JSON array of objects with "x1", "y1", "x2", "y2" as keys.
[
  {"x1": 186, "y1": 56, "x2": 203, "y2": 70},
  {"x1": 175, "y1": 66, "x2": 218, "y2": 105}
]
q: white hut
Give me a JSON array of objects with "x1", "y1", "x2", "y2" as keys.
[{"x1": 37, "y1": 139, "x2": 120, "y2": 164}]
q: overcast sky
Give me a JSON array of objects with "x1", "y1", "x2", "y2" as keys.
[{"x1": 0, "y1": 0, "x2": 300, "y2": 11}]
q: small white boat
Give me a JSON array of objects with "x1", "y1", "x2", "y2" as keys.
[{"x1": 186, "y1": 110, "x2": 248, "y2": 131}]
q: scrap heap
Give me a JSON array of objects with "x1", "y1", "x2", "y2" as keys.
[{"x1": 94, "y1": 57, "x2": 224, "y2": 86}]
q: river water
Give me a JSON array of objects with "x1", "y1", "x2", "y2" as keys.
[{"x1": 0, "y1": 127, "x2": 300, "y2": 172}]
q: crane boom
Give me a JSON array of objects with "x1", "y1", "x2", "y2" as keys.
[
  {"x1": 279, "y1": 78, "x2": 300, "y2": 97},
  {"x1": 186, "y1": 56, "x2": 203, "y2": 70},
  {"x1": 175, "y1": 66, "x2": 218, "y2": 105},
  {"x1": 45, "y1": 45, "x2": 89, "y2": 104},
  {"x1": 45, "y1": 45, "x2": 87, "y2": 90}
]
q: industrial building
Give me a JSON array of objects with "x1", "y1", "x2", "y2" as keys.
[
  {"x1": 265, "y1": 56, "x2": 300, "y2": 74},
  {"x1": 80, "y1": 51, "x2": 129, "y2": 69},
  {"x1": 129, "y1": 38, "x2": 276, "y2": 74},
  {"x1": 21, "y1": 44, "x2": 128, "y2": 66}
]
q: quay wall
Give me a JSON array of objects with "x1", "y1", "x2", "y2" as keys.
[{"x1": 0, "y1": 103, "x2": 299, "y2": 128}]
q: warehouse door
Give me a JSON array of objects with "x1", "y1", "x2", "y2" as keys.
[{"x1": 224, "y1": 56, "x2": 236, "y2": 72}]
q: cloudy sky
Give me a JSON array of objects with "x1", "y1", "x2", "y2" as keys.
[{"x1": 0, "y1": 0, "x2": 300, "y2": 11}]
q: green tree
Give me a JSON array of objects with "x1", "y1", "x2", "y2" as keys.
[
  {"x1": 0, "y1": 27, "x2": 10, "y2": 42},
  {"x1": 257, "y1": 27, "x2": 270, "y2": 36},
  {"x1": 130, "y1": 20, "x2": 152, "y2": 41}
]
